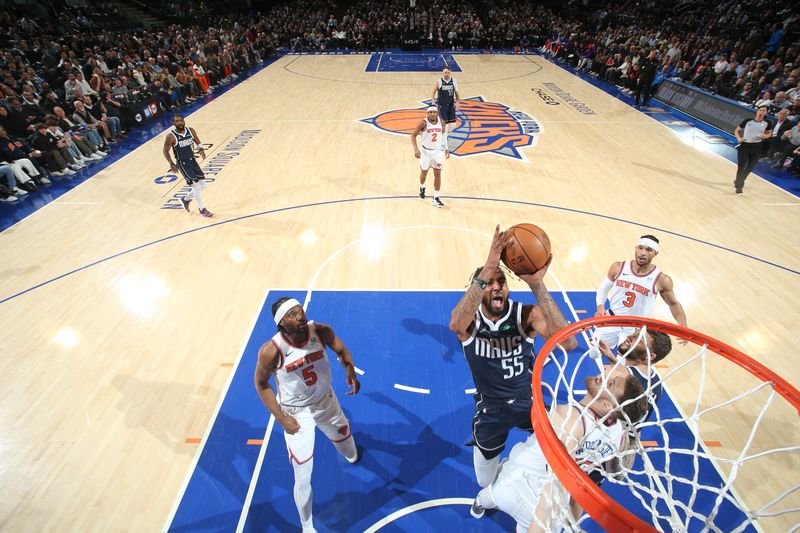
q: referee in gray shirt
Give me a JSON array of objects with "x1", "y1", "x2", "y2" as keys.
[{"x1": 733, "y1": 106, "x2": 773, "y2": 193}]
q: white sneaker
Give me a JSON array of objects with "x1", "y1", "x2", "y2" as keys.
[
  {"x1": 51, "y1": 170, "x2": 65, "y2": 176},
  {"x1": 39, "y1": 177, "x2": 51, "y2": 184},
  {"x1": 88, "y1": 154, "x2": 102, "y2": 161},
  {"x1": 64, "y1": 168, "x2": 77, "y2": 175},
  {"x1": 1, "y1": 194, "x2": 18, "y2": 201},
  {"x1": 96, "y1": 151, "x2": 107, "y2": 157},
  {"x1": 14, "y1": 187, "x2": 28, "y2": 196}
]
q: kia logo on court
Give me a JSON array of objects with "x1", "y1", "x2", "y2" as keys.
[{"x1": 360, "y1": 96, "x2": 542, "y2": 160}]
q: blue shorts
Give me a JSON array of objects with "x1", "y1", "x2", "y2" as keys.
[
  {"x1": 472, "y1": 393, "x2": 533, "y2": 459},
  {"x1": 438, "y1": 102, "x2": 456, "y2": 124},
  {"x1": 177, "y1": 158, "x2": 204, "y2": 184}
]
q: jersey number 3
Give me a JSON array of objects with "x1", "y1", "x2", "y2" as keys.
[
  {"x1": 302, "y1": 365, "x2": 317, "y2": 386},
  {"x1": 501, "y1": 356, "x2": 525, "y2": 379},
  {"x1": 622, "y1": 291, "x2": 636, "y2": 307}
]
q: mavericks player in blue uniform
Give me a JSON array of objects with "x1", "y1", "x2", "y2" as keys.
[
  {"x1": 162, "y1": 114, "x2": 213, "y2": 217},
  {"x1": 431, "y1": 67, "x2": 459, "y2": 135},
  {"x1": 450, "y1": 225, "x2": 578, "y2": 487}
]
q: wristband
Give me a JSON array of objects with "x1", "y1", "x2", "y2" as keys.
[{"x1": 471, "y1": 278, "x2": 487, "y2": 290}]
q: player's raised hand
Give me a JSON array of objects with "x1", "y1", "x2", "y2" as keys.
[
  {"x1": 279, "y1": 414, "x2": 301, "y2": 434},
  {"x1": 484, "y1": 224, "x2": 510, "y2": 270},
  {"x1": 518, "y1": 254, "x2": 553, "y2": 285},
  {"x1": 345, "y1": 368, "x2": 360, "y2": 395}
]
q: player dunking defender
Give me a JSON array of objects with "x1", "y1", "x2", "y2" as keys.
[
  {"x1": 432, "y1": 67, "x2": 459, "y2": 134},
  {"x1": 450, "y1": 226, "x2": 578, "y2": 488},
  {"x1": 162, "y1": 114, "x2": 213, "y2": 217},
  {"x1": 254, "y1": 298, "x2": 361, "y2": 533},
  {"x1": 411, "y1": 106, "x2": 449, "y2": 207},
  {"x1": 595, "y1": 235, "x2": 687, "y2": 348}
]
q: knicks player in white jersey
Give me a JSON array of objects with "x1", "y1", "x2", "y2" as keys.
[
  {"x1": 470, "y1": 369, "x2": 647, "y2": 532},
  {"x1": 254, "y1": 297, "x2": 361, "y2": 533},
  {"x1": 595, "y1": 234, "x2": 687, "y2": 348},
  {"x1": 411, "y1": 106, "x2": 449, "y2": 208}
]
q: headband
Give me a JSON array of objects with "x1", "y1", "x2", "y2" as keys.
[
  {"x1": 426, "y1": 106, "x2": 438, "y2": 113},
  {"x1": 638, "y1": 237, "x2": 659, "y2": 252},
  {"x1": 273, "y1": 298, "x2": 301, "y2": 325}
]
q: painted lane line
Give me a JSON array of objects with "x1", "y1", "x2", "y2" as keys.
[
  {"x1": 394, "y1": 384, "x2": 430, "y2": 394},
  {"x1": 464, "y1": 388, "x2": 477, "y2": 394},
  {"x1": 364, "y1": 497, "x2": 473, "y2": 532},
  {"x1": 354, "y1": 366, "x2": 365, "y2": 375},
  {"x1": 161, "y1": 287, "x2": 271, "y2": 532},
  {"x1": 235, "y1": 414, "x2": 277, "y2": 533}
]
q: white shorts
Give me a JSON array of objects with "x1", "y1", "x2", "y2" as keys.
[
  {"x1": 488, "y1": 467, "x2": 544, "y2": 531},
  {"x1": 281, "y1": 389, "x2": 352, "y2": 464},
  {"x1": 420, "y1": 147, "x2": 444, "y2": 170},
  {"x1": 593, "y1": 325, "x2": 636, "y2": 350}
]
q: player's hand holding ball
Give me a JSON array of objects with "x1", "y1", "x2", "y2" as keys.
[
  {"x1": 500, "y1": 223, "x2": 552, "y2": 277},
  {"x1": 279, "y1": 414, "x2": 301, "y2": 434}
]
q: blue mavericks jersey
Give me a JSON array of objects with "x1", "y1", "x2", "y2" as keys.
[
  {"x1": 462, "y1": 300, "x2": 535, "y2": 399},
  {"x1": 629, "y1": 365, "x2": 662, "y2": 423},
  {"x1": 170, "y1": 128, "x2": 196, "y2": 163}
]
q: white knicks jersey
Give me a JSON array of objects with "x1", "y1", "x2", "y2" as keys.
[
  {"x1": 421, "y1": 117, "x2": 444, "y2": 151},
  {"x1": 506, "y1": 407, "x2": 624, "y2": 476},
  {"x1": 272, "y1": 321, "x2": 333, "y2": 407},
  {"x1": 608, "y1": 260, "x2": 661, "y2": 317}
]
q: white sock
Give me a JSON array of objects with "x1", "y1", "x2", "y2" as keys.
[
  {"x1": 334, "y1": 435, "x2": 358, "y2": 463},
  {"x1": 434, "y1": 189, "x2": 440, "y2": 198},
  {"x1": 473, "y1": 447, "x2": 500, "y2": 488},
  {"x1": 292, "y1": 457, "x2": 314, "y2": 530},
  {"x1": 191, "y1": 181, "x2": 206, "y2": 210}
]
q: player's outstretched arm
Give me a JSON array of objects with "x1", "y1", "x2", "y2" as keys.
[
  {"x1": 449, "y1": 225, "x2": 510, "y2": 341},
  {"x1": 657, "y1": 274, "x2": 688, "y2": 343},
  {"x1": 411, "y1": 120, "x2": 425, "y2": 158},
  {"x1": 254, "y1": 341, "x2": 300, "y2": 433},
  {"x1": 519, "y1": 257, "x2": 578, "y2": 351},
  {"x1": 316, "y1": 323, "x2": 360, "y2": 395},
  {"x1": 162, "y1": 134, "x2": 178, "y2": 172},
  {"x1": 595, "y1": 261, "x2": 622, "y2": 317}
]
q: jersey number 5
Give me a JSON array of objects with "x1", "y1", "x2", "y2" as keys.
[
  {"x1": 622, "y1": 291, "x2": 636, "y2": 307},
  {"x1": 302, "y1": 365, "x2": 317, "y2": 386},
  {"x1": 501, "y1": 356, "x2": 524, "y2": 379}
]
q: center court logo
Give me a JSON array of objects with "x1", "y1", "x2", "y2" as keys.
[{"x1": 360, "y1": 96, "x2": 542, "y2": 160}]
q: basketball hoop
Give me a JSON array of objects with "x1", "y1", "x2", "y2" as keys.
[{"x1": 530, "y1": 316, "x2": 800, "y2": 532}]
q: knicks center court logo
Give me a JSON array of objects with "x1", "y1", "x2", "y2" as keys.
[{"x1": 360, "y1": 97, "x2": 542, "y2": 160}]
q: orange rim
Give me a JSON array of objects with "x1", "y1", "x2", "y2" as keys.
[{"x1": 531, "y1": 316, "x2": 800, "y2": 532}]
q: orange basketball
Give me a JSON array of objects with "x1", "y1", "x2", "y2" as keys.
[{"x1": 501, "y1": 224, "x2": 551, "y2": 275}]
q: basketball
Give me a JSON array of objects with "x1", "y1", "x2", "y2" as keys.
[{"x1": 501, "y1": 223, "x2": 552, "y2": 275}]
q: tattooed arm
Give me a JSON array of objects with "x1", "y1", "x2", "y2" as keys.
[
  {"x1": 449, "y1": 225, "x2": 510, "y2": 342},
  {"x1": 520, "y1": 256, "x2": 578, "y2": 351}
]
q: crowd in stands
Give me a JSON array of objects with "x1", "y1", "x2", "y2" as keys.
[{"x1": 0, "y1": 0, "x2": 798, "y2": 202}]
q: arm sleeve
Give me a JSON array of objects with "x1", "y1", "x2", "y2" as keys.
[{"x1": 596, "y1": 276, "x2": 614, "y2": 306}]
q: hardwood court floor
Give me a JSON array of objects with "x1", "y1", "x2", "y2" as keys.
[{"x1": 0, "y1": 54, "x2": 798, "y2": 531}]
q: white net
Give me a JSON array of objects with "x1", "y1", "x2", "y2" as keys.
[{"x1": 528, "y1": 319, "x2": 800, "y2": 533}]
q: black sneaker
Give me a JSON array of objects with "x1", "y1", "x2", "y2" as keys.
[
  {"x1": 432, "y1": 197, "x2": 444, "y2": 208},
  {"x1": 735, "y1": 188, "x2": 743, "y2": 194},
  {"x1": 419, "y1": 186, "x2": 426, "y2": 199},
  {"x1": 181, "y1": 197, "x2": 192, "y2": 212},
  {"x1": 199, "y1": 208, "x2": 213, "y2": 217},
  {"x1": 470, "y1": 497, "x2": 485, "y2": 519}
]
